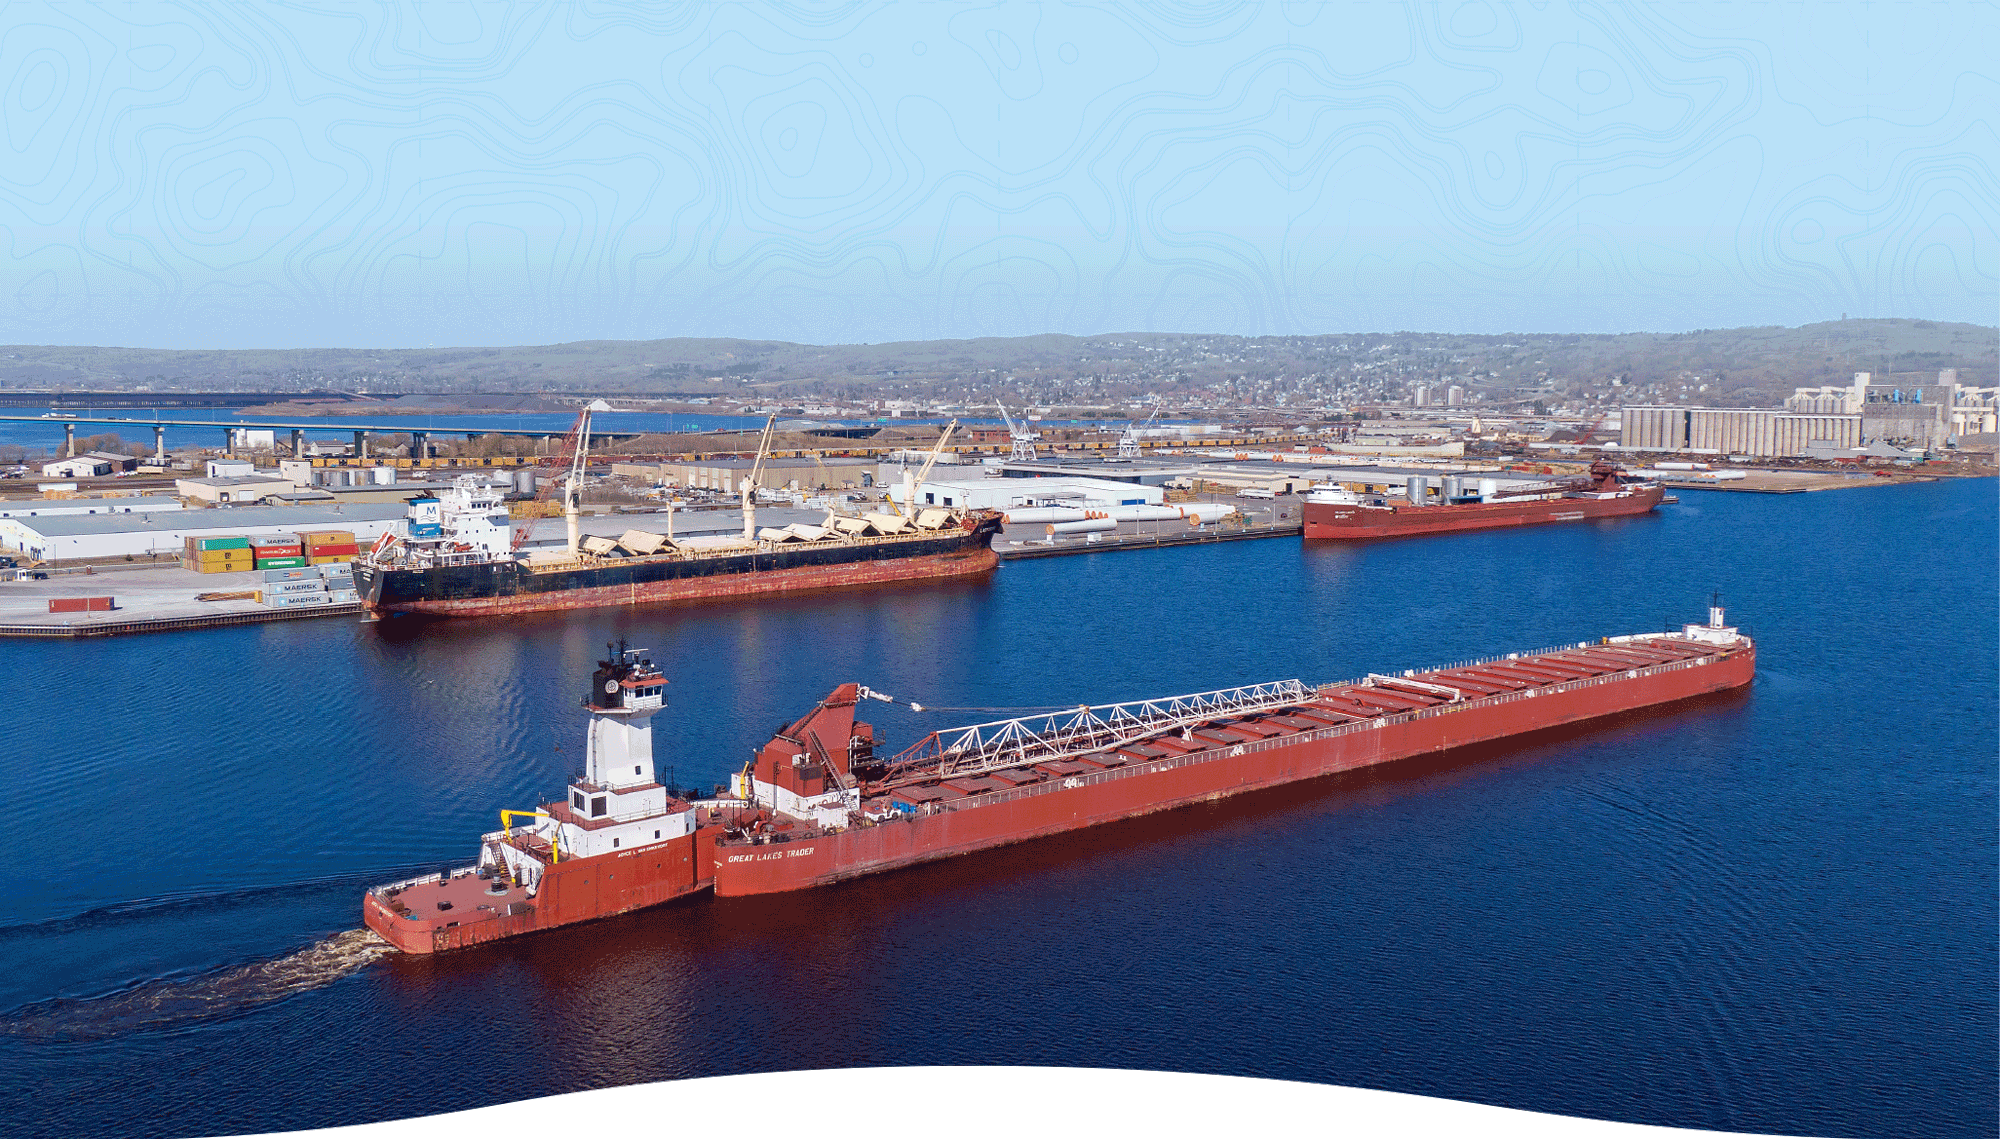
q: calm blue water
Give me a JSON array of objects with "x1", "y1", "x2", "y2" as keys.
[{"x1": 1, "y1": 479, "x2": 1991, "y2": 1138}]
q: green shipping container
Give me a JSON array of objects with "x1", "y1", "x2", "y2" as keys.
[
  {"x1": 255, "y1": 556, "x2": 308, "y2": 569},
  {"x1": 196, "y1": 536, "x2": 251, "y2": 551}
]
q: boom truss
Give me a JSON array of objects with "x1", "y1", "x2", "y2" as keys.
[{"x1": 878, "y1": 679, "x2": 1314, "y2": 787}]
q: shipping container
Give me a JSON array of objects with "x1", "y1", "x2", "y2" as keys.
[
  {"x1": 255, "y1": 556, "x2": 309, "y2": 569},
  {"x1": 269, "y1": 592, "x2": 330, "y2": 607},
  {"x1": 187, "y1": 536, "x2": 250, "y2": 552},
  {"x1": 308, "y1": 553, "x2": 356, "y2": 565},
  {"x1": 328, "y1": 589, "x2": 359, "y2": 604},
  {"x1": 47, "y1": 597, "x2": 114, "y2": 613},
  {"x1": 267, "y1": 580, "x2": 326, "y2": 595},
  {"x1": 261, "y1": 567, "x2": 311, "y2": 582},
  {"x1": 304, "y1": 543, "x2": 360, "y2": 556}
]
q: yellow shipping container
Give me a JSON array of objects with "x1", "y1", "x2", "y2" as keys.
[{"x1": 308, "y1": 553, "x2": 354, "y2": 565}]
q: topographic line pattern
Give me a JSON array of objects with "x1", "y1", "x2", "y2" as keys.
[{"x1": 0, "y1": 2, "x2": 1990, "y2": 346}]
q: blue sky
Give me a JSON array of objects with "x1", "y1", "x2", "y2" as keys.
[{"x1": 1, "y1": 2, "x2": 1992, "y2": 348}]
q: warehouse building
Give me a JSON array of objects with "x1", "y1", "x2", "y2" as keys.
[
  {"x1": 42, "y1": 456, "x2": 115, "y2": 478},
  {"x1": 630, "y1": 456, "x2": 879, "y2": 492},
  {"x1": 0, "y1": 495, "x2": 184, "y2": 520},
  {"x1": 175, "y1": 474, "x2": 301, "y2": 504},
  {"x1": 887, "y1": 476, "x2": 1163, "y2": 512},
  {"x1": 0, "y1": 503, "x2": 407, "y2": 563},
  {"x1": 994, "y1": 457, "x2": 1197, "y2": 486}
]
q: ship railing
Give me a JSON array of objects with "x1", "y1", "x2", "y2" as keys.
[
  {"x1": 880, "y1": 679, "x2": 1315, "y2": 782},
  {"x1": 368, "y1": 866, "x2": 477, "y2": 896},
  {"x1": 876, "y1": 652, "x2": 1738, "y2": 816},
  {"x1": 1317, "y1": 633, "x2": 1700, "y2": 690}
]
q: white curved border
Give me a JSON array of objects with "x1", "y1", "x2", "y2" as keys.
[{"x1": 247, "y1": 1067, "x2": 1820, "y2": 1139}]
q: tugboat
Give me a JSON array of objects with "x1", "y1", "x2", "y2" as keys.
[{"x1": 362, "y1": 644, "x2": 716, "y2": 954}]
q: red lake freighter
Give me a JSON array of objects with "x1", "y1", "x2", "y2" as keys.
[
  {"x1": 709, "y1": 606, "x2": 1753, "y2": 896},
  {"x1": 1302, "y1": 460, "x2": 1663, "y2": 540}
]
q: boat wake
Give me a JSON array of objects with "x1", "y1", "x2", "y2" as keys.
[{"x1": 0, "y1": 928, "x2": 396, "y2": 1043}]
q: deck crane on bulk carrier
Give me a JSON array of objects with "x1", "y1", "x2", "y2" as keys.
[
  {"x1": 898, "y1": 420, "x2": 958, "y2": 521},
  {"x1": 740, "y1": 414, "x2": 778, "y2": 543},
  {"x1": 528, "y1": 405, "x2": 588, "y2": 555}
]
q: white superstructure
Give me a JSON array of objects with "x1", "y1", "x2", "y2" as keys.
[
  {"x1": 483, "y1": 644, "x2": 696, "y2": 889},
  {"x1": 365, "y1": 475, "x2": 516, "y2": 569}
]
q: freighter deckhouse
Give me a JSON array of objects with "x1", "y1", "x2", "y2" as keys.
[
  {"x1": 710, "y1": 606, "x2": 1754, "y2": 896},
  {"x1": 1303, "y1": 459, "x2": 1663, "y2": 540},
  {"x1": 363, "y1": 644, "x2": 715, "y2": 954}
]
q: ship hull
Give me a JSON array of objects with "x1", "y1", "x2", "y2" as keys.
[
  {"x1": 364, "y1": 828, "x2": 718, "y2": 954},
  {"x1": 1303, "y1": 485, "x2": 1663, "y2": 540},
  {"x1": 358, "y1": 518, "x2": 1001, "y2": 618},
  {"x1": 713, "y1": 642, "x2": 1752, "y2": 896}
]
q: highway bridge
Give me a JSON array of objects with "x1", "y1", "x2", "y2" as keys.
[{"x1": 1, "y1": 412, "x2": 642, "y2": 461}]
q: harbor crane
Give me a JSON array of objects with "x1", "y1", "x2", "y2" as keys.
[
  {"x1": 1117, "y1": 404, "x2": 1163, "y2": 460},
  {"x1": 995, "y1": 401, "x2": 1039, "y2": 462}
]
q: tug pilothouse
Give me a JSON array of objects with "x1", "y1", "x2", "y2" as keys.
[
  {"x1": 361, "y1": 642, "x2": 715, "y2": 954},
  {"x1": 521, "y1": 643, "x2": 698, "y2": 866}
]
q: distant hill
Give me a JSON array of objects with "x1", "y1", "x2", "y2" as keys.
[{"x1": 0, "y1": 319, "x2": 1989, "y2": 409}]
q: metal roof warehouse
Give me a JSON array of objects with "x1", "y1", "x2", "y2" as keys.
[{"x1": 0, "y1": 503, "x2": 408, "y2": 562}]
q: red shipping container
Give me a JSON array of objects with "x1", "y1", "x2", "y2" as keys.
[{"x1": 49, "y1": 597, "x2": 114, "y2": 613}]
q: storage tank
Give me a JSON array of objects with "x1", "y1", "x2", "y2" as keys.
[
  {"x1": 1478, "y1": 478, "x2": 1500, "y2": 502},
  {"x1": 371, "y1": 467, "x2": 396, "y2": 485},
  {"x1": 1441, "y1": 475, "x2": 1464, "y2": 501},
  {"x1": 514, "y1": 469, "x2": 537, "y2": 495},
  {"x1": 1405, "y1": 475, "x2": 1430, "y2": 503}
]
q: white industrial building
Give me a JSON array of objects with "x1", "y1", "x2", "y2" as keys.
[
  {"x1": 0, "y1": 496, "x2": 185, "y2": 520},
  {"x1": 0, "y1": 502, "x2": 408, "y2": 562},
  {"x1": 1626, "y1": 368, "x2": 1996, "y2": 457},
  {"x1": 42, "y1": 456, "x2": 113, "y2": 478},
  {"x1": 888, "y1": 475, "x2": 1163, "y2": 511},
  {"x1": 175, "y1": 474, "x2": 301, "y2": 504}
]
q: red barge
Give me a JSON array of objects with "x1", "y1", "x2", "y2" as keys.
[
  {"x1": 1302, "y1": 460, "x2": 1663, "y2": 540},
  {"x1": 363, "y1": 645, "x2": 718, "y2": 953},
  {"x1": 709, "y1": 606, "x2": 1753, "y2": 896}
]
